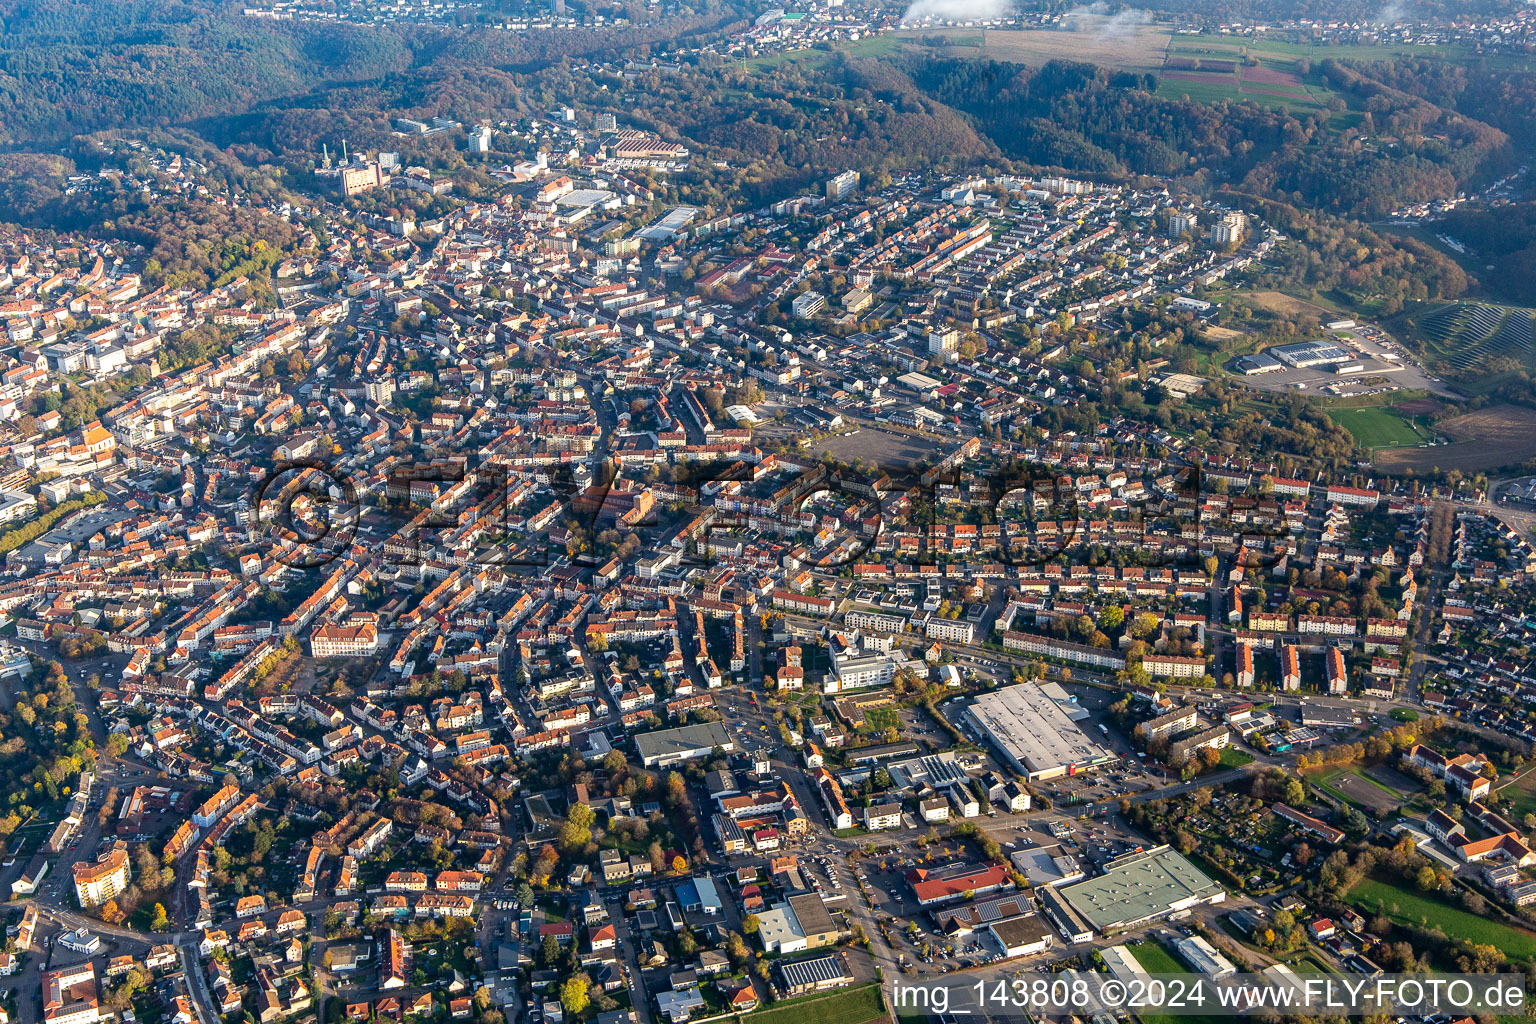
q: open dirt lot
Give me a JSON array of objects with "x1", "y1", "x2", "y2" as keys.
[
  {"x1": 1331, "y1": 771, "x2": 1402, "y2": 816},
  {"x1": 802, "y1": 427, "x2": 944, "y2": 470},
  {"x1": 1245, "y1": 290, "x2": 1334, "y2": 320},
  {"x1": 918, "y1": 23, "x2": 1172, "y2": 71},
  {"x1": 1394, "y1": 398, "x2": 1445, "y2": 416},
  {"x1": 1376, "y1": 404, "x2": 1536, "y2": 474},
  {"x1": 1364, "y1": 763, "x2": 1422, "y2": 794}
]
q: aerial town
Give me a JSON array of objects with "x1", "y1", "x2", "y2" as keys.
[{"x1": 3, "y1": 12, "x2": 1536, "y2": 1024}]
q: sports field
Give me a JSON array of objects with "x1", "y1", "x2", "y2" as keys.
[{"x1": 1328, "y1": 405, "x2": 1432, "y2": 450}]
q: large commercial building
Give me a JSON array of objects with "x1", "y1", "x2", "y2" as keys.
[
  {"x1": 1270, "y1": 340, "x2": 1351, "y2": 368},
  {"x1": 1057, "y1": 845, "x2": 1225, "y2": 935},
  {"x1": 964, "y1": 683, "x2": 1117, "y2": 781},
  {"x1": 635, "y1": 722, "x2": 735, "y2": 767}
]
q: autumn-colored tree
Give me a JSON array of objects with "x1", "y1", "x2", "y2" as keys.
[{"x1": 561, "y1": 975, "x2": 590, "y2": 1016}]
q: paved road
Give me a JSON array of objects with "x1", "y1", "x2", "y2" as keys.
[
  {"x1": 607, "y1": 896, "x2": 656, "y2": 1024},
  {"x1": 180, "y1": 937, "x2": 223, "y2": 1024}
]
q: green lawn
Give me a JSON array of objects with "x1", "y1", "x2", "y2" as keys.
[
  {"x1": 1328, "y1": 405, "x2": 1432, "y2": 451},
  {"x1": 753, "y1": 984, "x2": 886, "y2": 1024},
  {"x1": 1292, "y1": 956, "x2": 1336, "y2": 975},
  {"x1": 1345, "y1": 878, "x2": 1536, "y2": 958},
  {"x1": 1130, "y1": 940, "x2": 1188, "y2": 975},
  {"x1": 1130, "y1": 942, "x2": 1226, "y2": 1024},
  {"x1": 1218, "y1": 748, "x2": 1255, "y2": 767},
  {"x1": 1496, "y1": 768, "x2": 1536, "y2": 823}
]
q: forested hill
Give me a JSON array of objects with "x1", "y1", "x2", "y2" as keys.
[
  {"x1": 0, "y1": 0, "x2": 745, "y2": 148},
  {"x1": 904, "y1": 55, "x2": 1517, "y2": 221}
]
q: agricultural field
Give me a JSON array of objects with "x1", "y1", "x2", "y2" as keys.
[
  {"x1": 747, "y1": 34, "x2": 903, "y2": 71},
  {"x1": 1375, "y1": 404, "x2": 1536, "y2": 474},
  {"x1": 1345, "y1": 878, "x2": 1536, "y2": 959},
  {"x1": 1327, "y1": 405, "x2": 1433, "y2": 451},
  {"x1": 902, "y1": 22, "x2": 1172, "y2": 71},
  {"x1": 1157, "y1": 51, "x2": 1328, "y2": 111},
  {"x1": 1165, "y1": 31, "x2": 1536, "y2": 70},
  {"x1": 904, "y1": 24, "x2": 1536, "y2": 78}
]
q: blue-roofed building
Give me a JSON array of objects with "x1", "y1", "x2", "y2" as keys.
[{"x1": 676, "y1": 875, "x2": 722, "y2": 915}]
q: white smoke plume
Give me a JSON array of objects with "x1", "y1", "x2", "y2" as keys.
[
  {"x1": 1061, "y1": 1, "x2": 1152, "y2": 40},
  {"x1": 899, "y1": 0, "x2": 1013, "y2": 27},
  {"x1": 1372, "y1": 0, "x2": 1409, "y2": 24}
]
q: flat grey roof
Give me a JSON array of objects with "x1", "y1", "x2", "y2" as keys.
[
  {"x1": 1058, "y1": 845, "x2": 1224, "y2": 932},
  {"x1": 634, "y1": 722, "x2": 734, "y2": 764},
  {"x1": 966, "y1": 682, "x2": 1114, "y2": 776},
  {"x1": 989, "y1": 912, "x2": 1053, "y2": 948}
]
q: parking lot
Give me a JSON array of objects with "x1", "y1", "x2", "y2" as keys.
[{"x1": 1235, "y1": 322, "x2": 1447, "y2": 398}]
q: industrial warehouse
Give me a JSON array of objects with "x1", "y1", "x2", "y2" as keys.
[
  {"x1": 963, "y1": 682, "x2": 1118, "y2": 781},
  {"x1": 1269, "y1": 339, "x2": 1353, "y2": 368}
]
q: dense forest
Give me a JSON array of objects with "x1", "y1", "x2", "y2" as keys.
[
  {"x1": 1437, "y1": 202, "x2": 1536, "y2": 302},
  {"x1": 0, "y1": 0, "x2": 748, "y2": 147},
  {"x1": 905, "y1": 55, "x2": 1514, "y2": 220}
]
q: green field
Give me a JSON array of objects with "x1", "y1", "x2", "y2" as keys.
[
  {"x1": 747, "y1": 34, "x2": 902, "y2": 71},
  {"x1": 1130, "y1": 942, "x2": 1226, "y2": 1024},
  {"x1": 1345, "y1": 878, "x2": 1536, "y2": 958},
  {"x1": 753, "y1": 984, "x2": 887, "y2": 1024},
  {"x1": 1218, "y1": 748, "x2": 1255, "y2": 767},
  {"x1": 1131, "y1": 940, "x2": 1188, "y2": 974},
  {"x1": 1328, "y1": 405, "x2": 1433, "y2": 450},
  {"x1": 1157, "y1": 78, "x2": 1325, "y2": 112},
  {"x1": 1170, "y1": 32, "x2": 1536, "y2": 71},
  {"x1": 1496, "y1": 768, "x2": 1536, "y2": 823},
  {"x1": 1156, "y1": 76, "x2": 1245, "y2": 104}
]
